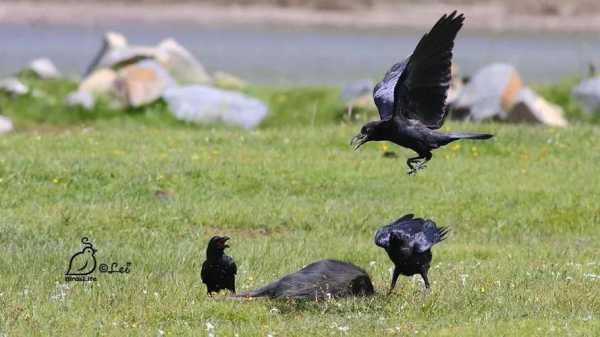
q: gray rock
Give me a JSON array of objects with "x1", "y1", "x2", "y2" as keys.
[
  {"x1": 157, "y1": 38, "x2": 212, "y2": 84},
  {"x1": 85, "y1": 31, "x2": 129, "y2": 76},
  {"x1": 79, "y1": 68, "x2": 118, "y2": 96},
  {"x1": 66, "y1": 91, "x2": 95, "y2": 110},
  {"x1": 0, "y1": 77, "x2": 28, "y2": 96},
  {"x1": 508, "y1": 88, "x2": 568, "y2": 127},
  {"x1": 0, "y1": 116, "x2": 14, "y2": 135},
  {"x1": 341, "y1": 80, "x2": 375, "y2": 103},
  {"x1": 98, "y1": 46, "x2": 165, "y2": 71},
  {"x1": 341, "y1": 79, "x2": 377, "y2": 121},
  {"x1": 446, "y1": 63, "x2": 464, "y2": 105},
  {"x1": 115, "y1": 60, "x2": 176, "y2": 108},
  {"x1": 341, "y1": 79, "x2": 374, "y2": 102},
  {"x1": 163, "y1": 85, "x2": 268, "y2": 129},
  {"x1": 572, "y1": 77, "x2": 600, "y2": 115},
  {"x1": 453, "y1": 63, "x2": 523, "y2": 121},
  {"x1": 29, "y1": 58, "x2": 61, "y2": 79},
  {"x1": 214, "y1": 71, "x2": 246, "y2": 90},
  {"x1": 86, "y1": 32, "x2": 211, "y2": 84}
]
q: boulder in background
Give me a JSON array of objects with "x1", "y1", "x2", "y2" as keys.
[
  {"x1": 453, "y1": 63, "x2": 523, "y2": 121},
  {"x1": 29, "y1": 58, "x2": 61, "y2": 79},
  {"x1": 572, "y1": 77, "x2": 600, "y2": 115},
  {"x1": 0, "y1": 78, "x2": 28, "y2": 96},
  {"x1": 508, "y1": 88, "x2": 568, "y2": 127},
  {"x1": 115, "y1": 60, "x2": 176, "y2": 108},
  {"x1": 163, "y1": 85, "x2": 268, "y2": 129},
  {"x1": 0, "y1": 116, "x2": 14, "y2": 135}
]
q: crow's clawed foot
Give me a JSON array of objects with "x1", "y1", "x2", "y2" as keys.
[{"x1": 406, "y1": 160, "x2": 427, "y2": 175}]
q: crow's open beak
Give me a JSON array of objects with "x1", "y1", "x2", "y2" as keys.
[
  {"x1": 221, "y1": 236, "x2": 230, "y2": 248},
  {"x1": 350, "y1": 133, "x2": 368, "y2": 151}
]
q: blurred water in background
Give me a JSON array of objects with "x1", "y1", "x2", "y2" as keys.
[{"x1": 1, "y1": 22, "x2": 599, "y2": 85}]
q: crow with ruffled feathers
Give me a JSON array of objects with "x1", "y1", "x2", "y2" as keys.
[
  {"x1": 350, "y1": 11, "x2": 493, "y2": 175},
  {"x1": 375, "y1": 214, "x2": 448, "y2": 294},
  {"x1": 201, "y1": 236, "x2": 237, "y2": 295}
]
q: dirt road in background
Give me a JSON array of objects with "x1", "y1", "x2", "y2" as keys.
[{"x1": 1, "y1": 1, "x2": 600, "y2": 32}]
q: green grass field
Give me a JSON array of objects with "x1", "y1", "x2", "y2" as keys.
[{"x1": 1, "y1": 77, "x2": 599, "y2": 336}]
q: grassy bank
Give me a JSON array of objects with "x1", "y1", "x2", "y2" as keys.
[
  {"x1": 0, "y1": 76, "x2": 597, "y2": 131},
  {"x1": 0, "y1": 77, "x2": 599, "y2": 336}
]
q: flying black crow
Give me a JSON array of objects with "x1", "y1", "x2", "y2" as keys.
[
  {"x1": 374, "y1": 214, "x2": 448, "y2": 293},
  {"x1": 350, "y1": 11, "x2": 493, "y2": 175},
  {"x1": 201, "y1": 236, "x2": 237, "y2": 295},
  {"x1": 236, "y1": 259, "x2": 374, "y2": 300}
]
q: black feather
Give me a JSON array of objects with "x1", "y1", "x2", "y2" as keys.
[{"x1": 394, "y1": 10, "x2": 464, "y2": 128}]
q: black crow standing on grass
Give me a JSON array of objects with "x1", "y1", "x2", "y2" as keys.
[
  {"x1": 375, "y1": 214, "x2": 448, "y2": 294},
  {"x1": 350, "y1": 11, "x2": 493, "y2": 175},
  {"x1": 201, "y1": 236, "x2": 237, "y2": 295}
]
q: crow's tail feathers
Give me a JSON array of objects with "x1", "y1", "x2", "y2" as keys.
[{"x1": 448, "y1": 132, "x2": 493, "y2": 140}]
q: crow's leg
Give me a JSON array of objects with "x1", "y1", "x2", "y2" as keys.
[
  {"x1": 415, "y1": 152, "x2": 432, "y2": 171},
  {"x1": 419, "y1": 266, "x2": 430, "y2": 289},
  {"x1": 387, "y1": 267, "x2": 401, "y2": 295},
  {"x1": 407, "y1": 152, "x2": 433, "y2": 175},
  {"x1": 406, "y1": 156, "x2": 424, "y2": 176}
]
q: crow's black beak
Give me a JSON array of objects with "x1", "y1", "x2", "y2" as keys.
[{"x1": 350, "y1": 133, "x2": 368, "y2": 151}]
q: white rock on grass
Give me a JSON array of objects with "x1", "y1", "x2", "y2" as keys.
[
  {"x1": 157, "y1": 38, "x2": 212, "y2": 84},
  {"x1": 163, "y1": 85, "x2": 268, "y2": 129},
  {"x1": 572, "y1": 77, "x2": 600, "y2": 115},
  {"x1": 0, "y1": 77, "x2": 28, "y2": 96},
  {"x1": 508, "y1": 88, "x2": 568, "y2": 127},
  {"x1": 66, "y1": 91, "x2": 95, "y2": 110},
  {"x1": 453, "y1": 63, "x2": 523, "y2": 121},
  {"x1": 446, "y1": 63, "x2": 464, "y2": 105},
  {"x1": 29, "y1": 58, "x2": 61, "y2": 79},
  {"x1": 79, "y1": 68, "x2": 118, "y2": 96},
  {"x1": 0, "y1": 116, "x2": 14, "y2": 134},
  {"x1": 115, "y1": 60, "x2": 176, "y2": 107},
  {"x1": 86, "y1": 32, "x2": 212, "y2": 84}
]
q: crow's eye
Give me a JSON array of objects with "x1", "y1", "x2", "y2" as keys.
[{"x1": 362, "y1": 127, "x2": 368, "y2": 134}]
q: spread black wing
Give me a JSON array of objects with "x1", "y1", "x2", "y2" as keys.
[
  {"x1": 373, "y1": 11, "x2": 464, "y2": 128},
  {"x1": 374, "y1": 215, "x2": 448, "y2": 252},
  {"x1": 373, "y1": 60, "x2": 408, "y2": 121}
]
